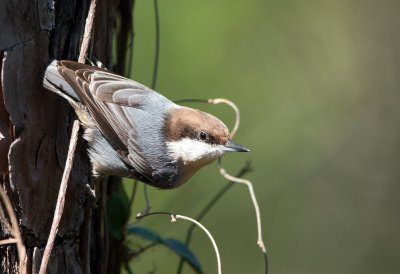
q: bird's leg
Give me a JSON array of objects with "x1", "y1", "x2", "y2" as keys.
[
  {"x1": 85, "y1": 56, "x2": 108, "y2": 70},
  {"x1": 137, "y1": 184, "x2": 151, "y2": 217},
  {"x1": 83, "y1": 180, "x2": 98, "y2": 209}
]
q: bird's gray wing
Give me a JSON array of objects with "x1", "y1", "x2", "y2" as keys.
[{"x1": 56, "y1": 60, "x2": 160, "y2": 180}]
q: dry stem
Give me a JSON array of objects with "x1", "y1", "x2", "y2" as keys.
[
  {"x1": 76, "y1": 1, "x2": 98, "y2": 271},
  {"x1": 0, "y1": 185, "x2": 26, "y2": 273},
  {"x1": 137, "y1": 212, "x2": 222, "y2": 274},
  {"x1": 208, "y1": 98, "x2": 240, "y2": 138},
  {"x1": 211, "y1": 97, "x2": 268, "y2": 273},
  {"x1": 39, "y1": 120, "x2": 80, "y2": 274},
  {"x1": 176, "y1": 162, "x2": 252, "y2": 274},
  {"x1": 136, "y1": 184, "x2": 151, "y2": 217},
  {"x1": 78, "y1": 0, "x2": 98, "y2": 63},
  {"x1": 0, "y1": 238, "x2": 18, "y2": 245},
  {"x1": 172, "y1": 214, "x2": 221, "y2": 274},
  {"x1": 218, "y1": 160, "x2": 268, "y2": 273}
]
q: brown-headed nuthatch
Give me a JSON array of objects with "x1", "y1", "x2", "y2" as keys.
[{"x1": 43, "y1": 60, "x2": 249, "y2": 189}]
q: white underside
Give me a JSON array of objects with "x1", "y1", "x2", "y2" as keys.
[{"x1": 166, "y1": 138, "x2": 225, "y2": 165}]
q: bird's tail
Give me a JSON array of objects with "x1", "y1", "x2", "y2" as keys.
[
  {"x1": 43, "y1": 60, "x2": 95, "y2": 130},
  {"x1": 43, "y1": 60, "x2": 80, "y2": 107}
]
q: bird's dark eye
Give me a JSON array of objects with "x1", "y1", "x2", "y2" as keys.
[{"x1": 199, "y1": 131, "x2": 208, "y2": 141}]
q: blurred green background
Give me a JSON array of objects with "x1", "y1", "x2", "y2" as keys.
[{"x1": 122, "y1": 0, "x2": 400, "y2": 273}]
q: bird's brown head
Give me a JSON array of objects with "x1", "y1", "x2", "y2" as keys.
[
  {"x1": 164, "y1": 107, "x2": 229, "y2": 145},
  {"x1": 163, "y1": 106, "x2": 249, "y2": 167}
]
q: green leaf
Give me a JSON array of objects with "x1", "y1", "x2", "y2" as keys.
[
  {"x1": 124, "y1": 261, "x2": 134, "y2": 274},
  {"x1": 126, "y1": 225, "x2": 163, "y2": 243},
  {"x1": 106, "y1": 191, "x2": 129, "y2": 240},
  {"x1": 125, "y1": 225, "x2": 202, "y2": 273},
  {"x1": 164, "y1": 238, "x2": 202, "y2": 273},
  {"x1": 118, "y1": 186, "x2": 130, "y2": 210}
]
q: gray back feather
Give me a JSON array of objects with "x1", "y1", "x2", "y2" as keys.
[{"x1": 44, "y1": 60, "x2": 180, "y2": 187}]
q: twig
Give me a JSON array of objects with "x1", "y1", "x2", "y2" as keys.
[
  {"x1": 78, "y1": 0, "x2": 98, "y2": 63},
  {"x1": 126, "y1": 242, "x2": 157, "y2": 261},
  {"x1": 176, "y1": 161, "x2": 252, "y2": 274},
  {"x1": 208, "y1": 98, "x2": 240, "y2": 138},
  {"x1": 144, "y1": 185, "x2": 150, "y2": 212},
  {"x1": 137, "y1": 212, "x2": 221, "y2": 274},
  {"x1": 76, "y1": 2, "x2": 98, "y2": 271},
  {"x1": 209, "y1": 98, "x2": 268, "y2": 271},
  {"x1": 0, "y1": 238, "x2": 18, "y2": 245},
  {"x1": 0, "y1": 189, "x2": 24, "y2": 274},
  {"x1": 192, "y1": 162, "x2": 252, "y2": 224},
  {"x1": 151, "y1": 0, "x2": 160, "y2": 90},
  {"x1": 174, "y1": 99, "x2": 209, "y2": 104},
  {"x1": 136, "y1": 184, "x2": 151, "y2": 218},
  {"x1": 175, "y1": 97, "x2": 267, "y2": 272},
  {"x1": 212, "y1": 98, "x2": 268, "y2": 271},
  {"x1": 218, "y1": 158, "x2": 268, "y2": 274},
  {"x1": 39, "y1": 120, "x2": 80, "y2": 274},
  {"x1": 172, "y1": 214, "x2": 221, "y2": 274},
  {"x1": 127, "y1": 9, "x2": 135, "y2": 77},
  {"x1": 125, "y1": 180, "x2": 138, "y2": 226},
  {"x1": 173, "y1": 97, "x2": 245, "y2": 273},
  {"x1": 0, "y1": 195, "x2": 11, "y2": 232},
  {"x1": 0, "y1": 185, "x2": 26, "y2": 274}
]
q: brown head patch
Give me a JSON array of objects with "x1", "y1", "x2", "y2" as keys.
[{"x1": 163, "y1": 107, "x2": 230, "y2": 145}]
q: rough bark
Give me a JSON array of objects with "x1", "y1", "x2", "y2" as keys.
[{"x1": 0, "y1": 0, "x2": 133, "y2": 273}]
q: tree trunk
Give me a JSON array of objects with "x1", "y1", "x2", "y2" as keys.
[{"x1": 0, "y1": 0, "x2": 132, "y2": 272}]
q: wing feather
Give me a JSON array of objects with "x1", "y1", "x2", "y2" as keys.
[{"x1": 55, "y1": 61, "x2": 160, "y2": 178}]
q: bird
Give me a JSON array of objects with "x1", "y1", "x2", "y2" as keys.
[{"x1": 43, "y1": 60, "x2": 249, "y2": 189}]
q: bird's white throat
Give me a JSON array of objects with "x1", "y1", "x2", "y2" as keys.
[{"x1": 166, "y1": 138, "x2": 224, "y2": 165}]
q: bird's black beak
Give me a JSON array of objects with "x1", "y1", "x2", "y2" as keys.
[{"x1": 223, "y1": 141, "x2": 250, "y2": 152}]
